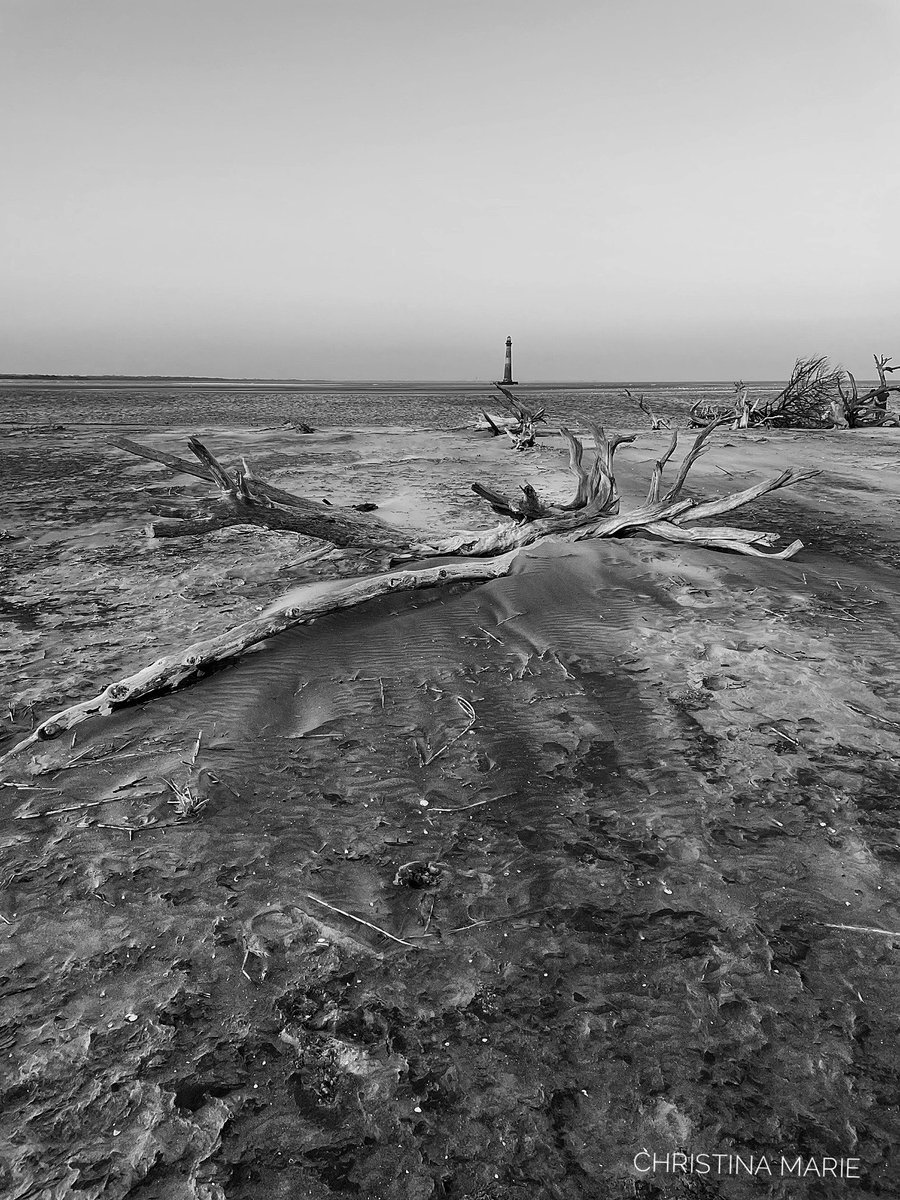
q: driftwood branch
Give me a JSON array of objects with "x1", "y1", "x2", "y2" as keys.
[
  {"x1": 627, "y1": 389, "x2": 671, "y2": 430},
  {"x1": 116, "y1": 436, "x2": 427, "y2": 553},
  {"x1": 0, "y1": 554, "x2": 519, "y2": 764}
]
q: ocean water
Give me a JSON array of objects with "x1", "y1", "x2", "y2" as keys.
[{"x1": 0, "y1": 380, "x2": 782, "y2": 430}]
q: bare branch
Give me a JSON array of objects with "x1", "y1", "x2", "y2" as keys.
[{"x1": 663, "y1": 417, "x2": 732, "y2": 503}]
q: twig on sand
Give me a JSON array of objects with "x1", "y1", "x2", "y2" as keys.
[
  {"x1": 1, "y1": 783, "x2": 58, "y2": 791},
  {"x1": 420, "y1": 697, "x2": 477, "y2": 766},
  {"x1": 819, "y1": 922, "x2": 900, "y2": 938},
  {"x1": 548, "y1": 651, "x2": 575, "y2": 680},
  {"x1": 450, "y1": 907, "x2": 550, "y2": 933},
  {"x1": 423, "y1": 893, "x2": 437, "y2": 935},
  {"x1": 477, "y1": 625, "x2": 504, "y2": 645},
  {"x1": 429, "y1": 791, "x2": 514, "y2": 814},
  {"x1": 305, "y1": 894, "x2": 415, "y2": 948},
  {"x1": 766, "y1": 726, "x2": 799, "y2": 746},
  {"x1": 15, "y1": 796, "x2": 130, "y2": 820}
]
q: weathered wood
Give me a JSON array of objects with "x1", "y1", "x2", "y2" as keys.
[
  {"x1": 677, "y1": 467, "x2": 819, "y2": 523},
  {"x1": 0, "y1": 553, "x2": 520, "y2": 763},
  {"x1": 114, "y1": 436, "x2": 426, "y2": 552},
  {"x1": 663, "y1": 416, "x2": 732, "y2": 502},
  {"x1": 647, "y1": 430, "x2": 679, "y2": 503},
  {"x1": 492, "y1": 384, "x2": 546, "y2": 449},
  {"x1": 627, "y1": 389, "x2": 671, "y2": 431}
]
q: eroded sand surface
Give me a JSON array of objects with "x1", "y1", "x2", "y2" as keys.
[{"x1": 1, "y1": 414, "x2": 900, "y2": 1199}]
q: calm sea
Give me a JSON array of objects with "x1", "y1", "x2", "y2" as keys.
[{"x1": 0, "y1": 380, "x2": 792, "y2": 430}]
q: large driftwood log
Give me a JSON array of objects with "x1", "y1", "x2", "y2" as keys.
[{"x1": 0, "y1": 553, "x2": 519, "y2": 764}]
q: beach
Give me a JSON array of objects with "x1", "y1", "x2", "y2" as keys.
[{"x1": 1, "y1": 388, "x2": 899, "y2": 1198}]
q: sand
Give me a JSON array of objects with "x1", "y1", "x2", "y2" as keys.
[{"x1": 1, "y1": 410, "x2": 899, "y2": 1198}]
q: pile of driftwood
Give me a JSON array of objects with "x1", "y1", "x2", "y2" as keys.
[
  {"x1": 479, "y1": 384, "x2": 546, "y2": 449},
  {"x1": 1, "y1": 417, "x2": 817, "y2": 762},
  {"x1": 690, "y1": 354, "x2": 900, "y2": 430}
]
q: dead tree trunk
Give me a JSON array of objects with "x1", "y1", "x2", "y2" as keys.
[{"x1": 0, "y1": 419, "x2": 819, "y2": 763}]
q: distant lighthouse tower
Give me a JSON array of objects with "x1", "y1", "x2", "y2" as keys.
[{"x1": 500, "y1": 335, "x2": 517, "y2": 385}]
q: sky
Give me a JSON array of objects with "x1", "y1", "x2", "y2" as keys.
[{"x1": 1, "y1": 0, "x2": 898, "y2": 380}]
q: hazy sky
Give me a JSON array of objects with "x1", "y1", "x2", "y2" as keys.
[{"x1": 1, "y1": 0, "x2": 897, "y2": 379}]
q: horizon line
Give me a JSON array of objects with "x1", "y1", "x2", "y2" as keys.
[{"x1": 0, "y1": 373, "x2": 826, "y2": 386}]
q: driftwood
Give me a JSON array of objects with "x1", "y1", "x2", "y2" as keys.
[
  {"x1": 690, "y1": 354, "x2": 900, "y2": 430},
  {"x1": 115, "y1": 422, "x2": 815, "y2": 562},
  {"x1": 116, "y1": 435, "x2": 428, "y2": 553},
  {"x1": 0, "y1": 419, "x2": 819, "y2": 764},
  {"x1": 0, "y1": 554, "x2": 519, "y2": 763},
  {"x1": 626, "y1": 389, "x2": 671, "y2": 430},
  {"x1": 835, "y1": 355, "x2": 900, "y2": 428},
  {"x1": 491, "y1": 384, "x2": 546, "y2": 450}
]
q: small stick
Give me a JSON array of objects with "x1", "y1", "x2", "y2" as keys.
[
  {"x1": 423, "y1": 893, "x2": 436, "y2": 936},
  {"x1": 819, "y1": 922, "x2": 900, "y2": 938},
  {"x1": 477, "y1": 626, "x2": 504, "y2": 645},
  {"x1": 64, "y1": 750, "x2": 147, "y2": 768},
  {"x1": 421, "y1": 697, "x2": 477, "y2": 766},
  {"x1": 429, "y1": 791, "x2": 514, "y2": 814},
  {"x1": 766, "y1": 727, "x2": 799, "y2": 746},
  {"x1": 496, "y1": 612, "x2": 526, "y2": 625},
  {"x1": 190, "y1": 730, "x2": 202, "y2": 765},
  {"x1": 16, "y1": 796, "x2": 129, "y2": 819},
  {"x1": 305, "y1": 894, "x2": 415, "y2": 948},
  {"x1": 1, "y1": 783, "x2": 58, "y2": 791},
  {"x1": 379, "y1": 676, "x2": 385, "y2": 708},
  {"x1": 450, "y1": 907, "x2": 549, "y2": 933},
  {"x1": 70, "y1": 736, "x2": 136, "y2": 764},
  {"x1": 548, "y1": 652, "x2": 574, "y2": 680}
]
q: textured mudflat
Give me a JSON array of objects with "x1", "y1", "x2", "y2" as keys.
[{"x1": 1, "y1": 408, "x2": 899, "y2": 1198}]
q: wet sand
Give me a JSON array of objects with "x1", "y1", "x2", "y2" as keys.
[{"x1": 1, "y1": 408, "x2": 899, "y2": 1198}]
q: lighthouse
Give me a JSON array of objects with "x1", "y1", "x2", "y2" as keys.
[{"x1": 500, "y1": 336, "x2": 517, "y2": 385}]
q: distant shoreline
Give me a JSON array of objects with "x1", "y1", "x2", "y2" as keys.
[{"x1": 0, "y1": 376, "x2": 805, "y2": 391}]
